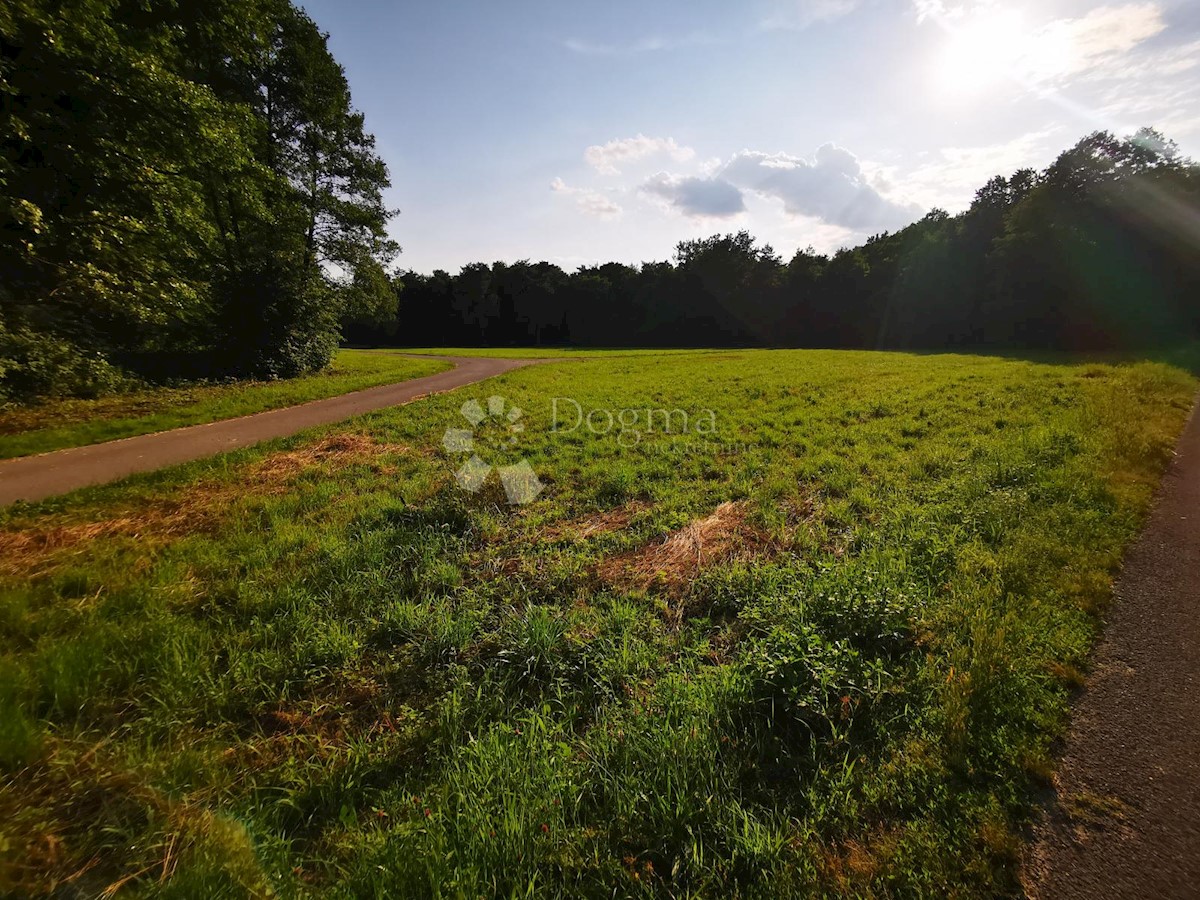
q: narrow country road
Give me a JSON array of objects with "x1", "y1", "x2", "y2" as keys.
[
  {"x1": 1025, "y1": 399, "x2": 1200, "y2": 898},
  {"x1": 0, "y1": 356, "x2": 544, "y2": 507}
]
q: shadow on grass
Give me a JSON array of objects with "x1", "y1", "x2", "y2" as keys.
[{"x1": 890, "y1": 342, "x2": 1200, "y2": 376}]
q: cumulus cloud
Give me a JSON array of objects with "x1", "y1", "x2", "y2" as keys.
[
  {"x1": 576, "y1": 193, "x2": 623, "y2": 217},
  {"x1": 719, "y1": 144, "x2": 922, "y2": 231},
  {"x1": 550, "y1": 177, "x2": 622, "y2": 218},
  {"x1": 640, "y1": 173, "x2": 747, "y2": 218},
  {"x1": 584, "y1": 135, "x2": 695, "y2": 175}
]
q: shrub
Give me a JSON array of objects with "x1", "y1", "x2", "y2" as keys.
[{"x1": 0, "y1": 320, "x2": 132, "y2": 404}]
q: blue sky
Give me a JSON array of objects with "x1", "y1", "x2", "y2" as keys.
[{"x1": 301, "y1": 0, "x2": 1200, "y2": 273}]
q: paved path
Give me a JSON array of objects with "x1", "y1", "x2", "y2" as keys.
[
  {"x1": 1025, "y1": 399, "x2": 1200, "y2": 899},
  {"x1": 0, "y1": 356, "x2": 543, "y2": 506}
]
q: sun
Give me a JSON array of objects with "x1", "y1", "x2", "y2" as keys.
[{"x1": 934, "y1": 9, "x2": 1069, "y2": 96}]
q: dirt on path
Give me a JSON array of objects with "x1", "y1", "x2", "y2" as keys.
[
  {"x1": 1024, "y1": 399, "x2": 1200, "y2": 899},
  {"x1": 0, "y1": 355, "x2": 545, "y2": 507}
]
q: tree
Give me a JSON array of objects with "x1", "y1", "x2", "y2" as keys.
[
  {"x1": 215, "y1": 2, "x2": 396, "y2": 376},
  {"x1": 1, "y1": 0, "x2": 266, "y2": 392},
  {"x1": 0, "y1": 0, "x2": 396, "y2": 398},
  {"x1": 357, "y1": 129, "x2": 1198, "y2": 356},
  {"x1": 989, "y1": 130, "x2": 1197, "y2": 349},
  {"x1": 671, "y1": 231, "x2": 781, "y2": 345}
]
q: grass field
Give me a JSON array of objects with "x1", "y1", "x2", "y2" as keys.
[
  {"x1": 0, "y1": 351, "x2": 451, "y2": 460},
  {"x1": 0, "y1": 349, "x2": 1195, "y2": 897},
  {"x1": 396, "y1": 348, "x2": 739, "y2": 358}
]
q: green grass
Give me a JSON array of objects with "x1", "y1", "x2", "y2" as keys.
[
  {"x1": 0, "y1": 350, "x2": 451, "y2": 459},
  {"x1": 395, "y1": 347, "x2": 742, "y2": 358},
  {"x1": 0, "y1": 349, "x2": 1194, "y2": 897}
]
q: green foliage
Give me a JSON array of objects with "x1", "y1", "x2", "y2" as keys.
[
  {"x1": 0, "y1": 0, "x2": 395, "y2": 400},
  {"x1": 743, "y1": 583, "x2": 916, "y2": 745},
  {"x1": 0, "y1": 318, "x2": 131, "y2": 403}
]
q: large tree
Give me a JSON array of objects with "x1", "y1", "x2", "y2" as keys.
[{"x1": 0, "y1": 0, "x2": 395, "y2": 399}]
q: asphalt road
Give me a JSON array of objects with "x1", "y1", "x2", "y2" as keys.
[
  {"x1": 1025, "y1": 399, "x2": 1200, "y2": 899},
  {"x1": 0, "y1": 355, "x2": 542, "y2": 506}
]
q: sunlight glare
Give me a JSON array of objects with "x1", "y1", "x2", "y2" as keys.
[{"x1": 936, "y1": 9, "x2": 1072, "y2": 96}]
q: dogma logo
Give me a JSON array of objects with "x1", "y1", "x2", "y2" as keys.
[{"x1": 442, "y1": 396, "x2": 545, "y2": 505}]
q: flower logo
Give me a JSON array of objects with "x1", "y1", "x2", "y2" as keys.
[{"x1": 442, "y1": 395, "x2": 545, "y2": 505}]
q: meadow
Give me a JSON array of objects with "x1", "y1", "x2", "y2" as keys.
[
  {"x1": 0, "y1": 351, "x2": 450, "y2": 460},
  {"x1": 0, "y1": 349, "x2": 1194, "y2": 897}
]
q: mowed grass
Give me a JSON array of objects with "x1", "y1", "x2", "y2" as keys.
[
  {"x1": 0, "y1": 349, "x2": 1194, "y2": 897},
  {"x1": 0, "y1": 350, "x2": 451, "y2": 459}
]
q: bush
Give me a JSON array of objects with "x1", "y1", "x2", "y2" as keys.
[
  {"x1": 0, "y1": 320, "x2": 132, "y2": 404},
  {"x1": 211, "y1": 258, "x2": 341, "y2": 381}
]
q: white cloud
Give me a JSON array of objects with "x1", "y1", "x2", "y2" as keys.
[
  {"x1": 584, "y1": 135, "x2": 696, "y2": 175},
  {"x1": 576, "y1": 193, "x2": 623, "y2": 217},
  {"x1": 550, "y1": 177, "x2": 622, "y2": 218},
  {"x1": 911, "y1": 0, "x2": 940, "y2": 21},
  {"x1": 1032, "y1": 3, "x2": 1166, "y2": 83},
  {"x1": 1106, "y1": 37, "x2": 1200, "y2": 81},
  {"x1": 619, "y1": 140, "x2": 930, "y2": 232},
  {"x1": 1090, "y1": 41, "x2": 1200, "y2": 146},
  {"x1": 919, "y1": 1, "x2": 1198, "y2": 161},
  {"x1": 719, "y1": 144, "x2": 923, "y2": 231},
  {"x1": 892, "y1": 130, "x2": 1060, "y2": 211},
  {"x1": 927, "y1": 2, "x2": 1168, "y2": 92},
  {"x1": 738, "y1": 189, "x2": 859, "y2": 255},
  {"x1": 563, "y1": 33, "x2": 715, "y2": 55},
  {"x1": 760, "y1": 0, "x2": 860, "y2": 30},
  {"x1": 640, "y1": 173, "x2": 747, "y2": 218},
  {"x1": 911, "y1": 0, "x2": 964, "y2": 22}
]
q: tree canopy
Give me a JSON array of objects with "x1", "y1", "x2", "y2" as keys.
[
  {"x1": 1, "y1": 0, "x2": 395, "y2": 401},
  {"x1": 365, "y1": 129, "x2": 1199, "y2": 354}
]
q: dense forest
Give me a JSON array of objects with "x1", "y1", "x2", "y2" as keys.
[
  {"x1": 351, "y1": 129, "x2": 1200, "y2": 353},
  {"x1": 1, "y1": 0, "x2": 395, "y2": 402},
  {"x1": 3, "y1": 1, "x2": 1198, "y2": 405}
]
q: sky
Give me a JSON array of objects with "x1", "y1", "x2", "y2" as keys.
[{"x1": 301, "y1": 0, "x2": 1200, "y2": 274}]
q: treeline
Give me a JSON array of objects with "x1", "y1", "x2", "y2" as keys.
[
  {"x1": 1, "y1": 0, "x2": 394, "y2": 402},
  {"x1": 351, "y1": 129, "x2": 1199, "y2": 352}
]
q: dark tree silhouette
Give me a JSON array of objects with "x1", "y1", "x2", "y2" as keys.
[{"x1": 361, "y1": 129, "x2": 1200, "y2": 357}]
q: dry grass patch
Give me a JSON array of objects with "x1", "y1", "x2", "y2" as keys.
[
  {"x1": 254, "y1": 664, "x2": 402, "y2": 745},
  {"x1": 815, "y1": 827, "x2": 904, "y2": 894},
  {"x1": 471, "y1": 501, "x2": 652, "y2": 579},
  {"x1": 540, "y1": 500, "x2": 651, "y2": 541},
  {"x1": 596, "y1": 501, "x2": 774, "y2": 595},
  {"x1": 0, "y1": 505, "x2": 222, "y2": 578},
  {"x1": 249, "y1": 433, "x2": 410, "y2": 481},
  {"x1": 0, "y1": 434, "x2": 407, "y2": 577}
]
